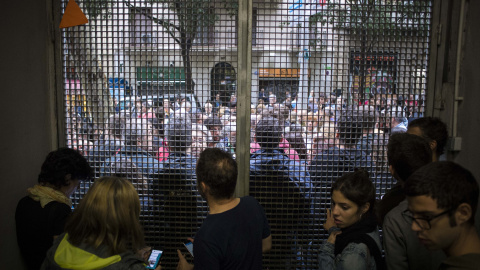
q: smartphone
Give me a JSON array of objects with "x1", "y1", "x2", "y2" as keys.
[
  {"x1": 183, "y1": 241, "x2": 194, "y2": 257},
  {"x1": 146, "y1": 249, "x2": 163, "y2": 269}
]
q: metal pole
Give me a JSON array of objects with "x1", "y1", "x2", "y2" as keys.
[{"x1": 297, "y1": 0, "x2": 310, "y2": 111}]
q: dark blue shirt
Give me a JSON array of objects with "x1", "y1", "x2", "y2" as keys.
[{"x1": 193, "y1": 196, "x2": 270, "y2": 270}]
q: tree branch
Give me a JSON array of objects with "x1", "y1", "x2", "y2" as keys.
[{"x1": 124, "y1": 0, "x2": 181, "y2": 42}]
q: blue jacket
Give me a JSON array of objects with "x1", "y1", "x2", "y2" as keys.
[
  {"x1": 100, "y1": 145, "x2": 161, "y2": 177},
  {"x1": 309, "y1": 147, "x2": 373, "y2": 217},
  {"x1": 157, "y1": 152, "x2": 197, "y2": 194},
  {"x1": 356, "y1": 133, "x2": 377, "y2": 156},
  {"x1": 249, "y1": 148, "x2": 313, "y2": 219},
  {"x1": 89, "y1": 139, "x2": 124, "y2": 176},
  {"x1": 157, "y1": 152, "x2": 203, "y2": 244},
  {"x1": 309, "y1": 147, "x2": 373, "y2": 185},
  {"x1": 392, "y1": 118, "x2": 409, "y2": 134},
  {"x1": 249, "y1": 148, "x2": 313, "y2": 267},
  {"x1": 250, "y1": 148, "x2": 312, "y2": 195},
  {"x1": 318, "y1": 229, "x2": 382, "y2": 270}
]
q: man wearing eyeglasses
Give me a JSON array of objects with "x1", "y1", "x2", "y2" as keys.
[
  {"x1": 379, "y1": 133, "x2": 445, "y2": 270},
  {"x1": 404, "y1": 161, "x2": 480, "y2": 269}
]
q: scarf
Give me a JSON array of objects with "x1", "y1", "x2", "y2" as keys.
[
  {"x1": 334, "y1": 213, "x2": 386, "y2": 270},
  {"x1": 28, "y1": 185, "x2": 72, "y2": 208}
]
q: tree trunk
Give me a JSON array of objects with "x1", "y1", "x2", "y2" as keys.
[
  {"x1": 359, "y1": 29, "x2": 367, "y2": 102},
  {"x1": 182, "y1": 44, "x2": 195, "y2": 94}
]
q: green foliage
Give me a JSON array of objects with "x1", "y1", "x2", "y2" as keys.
[
  {"x1": 146, "y1": 0, "x2": 219, "y2": 38},
  {"x1": 77, "y1": 0, "x2": 234, "y2": 92},
  {"x1": 80, "y1": 0, "x2": 225, "y2": 42},
  {"x1": 309, "y1": 0, "x2": 431, "y2": 41},
  {"x1": 222, "y1": 0, "x2": 239, "y2": 18},
  {"x1": 80, "y1": 0, "x2": 115, "y2": 19}
]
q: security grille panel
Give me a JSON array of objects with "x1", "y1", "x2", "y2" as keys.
[{"x1": 61, "y1": 0, "x2": 432, "y2": 268}]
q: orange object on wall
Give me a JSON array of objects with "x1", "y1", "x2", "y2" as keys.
[
  {"x1": 258, "y1": 68, "x2": 300, "y2": 78},
  {"x1": 59, "y1": 0, "x2": 88, "y2": 28}
]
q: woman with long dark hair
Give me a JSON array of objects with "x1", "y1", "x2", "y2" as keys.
[{"x1": 318, "y1": 169, "x2": 385, "y2": 270}]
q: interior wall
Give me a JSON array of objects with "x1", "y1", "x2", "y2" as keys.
[
  {"x1": 451, "y1": 0, "x2": 480, "y2": 231},
  {"x1": 0, "y1": 0, "x2": 54, "y2": 268},
  {"x1": 429, "y1": 0, "x2": 480, "y2": 232}
]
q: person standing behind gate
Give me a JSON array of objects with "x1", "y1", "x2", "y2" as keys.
[
  {"x1": 249, "y1": 117, "x2": 312, "y2": 268},
  {"x1": 15, "y1": 147, "x2": 93, "y2": 270},
  {"x1": 157, "y1": 117, "x2": 199, "y2": 263},
  {"x1": 378, "y1": 133, "x2": 445, "y2": 270},
  {"x1": 176, "y1": 148, "x2": 272, "y2": 270},
  {"x1": 309, "y1": 106, "x2": 374, "y2": 197},
  {"x1": 407, "y1": 116, "x2": 448, "y2": 162}
]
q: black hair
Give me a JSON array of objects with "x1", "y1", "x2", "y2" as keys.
[
  {"x1": 124, "y1": 119, "x2": 155, "y2": 147},
  {"x1": 109, "y1": 157, "x2": 148, "y2": 192},
  {"x1": 196, "y1": 148, "x2": 237, "y2": 200},
  {"x1": 285, "y1": 131, "x2": 307, "y2": 160},
  {"x1": 357, "y1": 105, "x2": 377, "y2": 130},
  {"x1": 408, "y1": 117, "x2": 448, "y2": 156},
  {"x1": 107, "y1": 115, "x2": 126, "y2": 139},
  {"x1": 38, "y1": 147, "x2": 93, "y2": 188},
  {"x1": 272, "y1": 104, "x2": 290, "y2": 124},
  {"x1": 255, "y1": 117, "x2": 283, "y2": 149},
  {"x1": 387, "y1": 133, "x2": 432, "y2": 182},
  {"x1": 150, "y1": 117, "x2": 164, "y2": 137},
  {"x1": 110, "y1": 157, "x2": 143, "y2": 180},
  {"x1": 203, "y1": 116, "x2": 223, "y2": 130},
  {"x1": 166, "y1": 117, "x2": 192, "y2": 153},
  {"x1": 337, "y1": 106, "x2": 371, "y2": 146},
  {"x1": 405, "y1": 161, "x2": 479, "y2": 224},
  {"x1": 331, "y1": 169, "x2": 376, "y2": 216}
]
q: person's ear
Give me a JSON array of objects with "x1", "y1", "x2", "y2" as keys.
[
  {"x1": 200, "y1": 182, "x2": 210, "y2": 194},
  {"x1": 361, "y1": 202, "x2": 371, "y2": 215},
  {"x1": 388, "y1": 165, "x2": 395, "y2": 176},
  {"x1": 429, "y1": 140, "x2": 437, "y2": 152},
  {"x1": 64, "y1": 174, "x2": 72, "y2": 184},
  {"x1": 455, "y1": 203, "x2": 472, "y2": 226}
]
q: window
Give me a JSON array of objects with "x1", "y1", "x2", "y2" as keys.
[
  {"x1": 193, "y1": 7, "x2": 214, "y2": 46},
  {"x1": 130, "y1": 7, "x2": 154, "y2": 46}
]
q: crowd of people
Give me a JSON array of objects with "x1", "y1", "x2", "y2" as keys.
[
  {"x1": 66, "y1": 90, "x2": 425, "y2": 175},
  {"x1": 15, "y1": 90, "x2": 480, "y2": 270}
]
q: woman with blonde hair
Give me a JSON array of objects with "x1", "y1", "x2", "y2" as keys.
[
  {"x1": 42, "y1": 177, "x2": 159, "y2": 270},
  {"x1": 256, "y1": 103, "x2": 266, "y2": 114}
]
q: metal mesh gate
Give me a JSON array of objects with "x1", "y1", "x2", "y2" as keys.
[{"x1": 61, "y1": 0, "x2": 432, "y2": 268}]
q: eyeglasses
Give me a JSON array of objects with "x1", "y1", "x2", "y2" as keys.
[{"x1": 401, "y1": 209, "x2": 452, "y2": 230}]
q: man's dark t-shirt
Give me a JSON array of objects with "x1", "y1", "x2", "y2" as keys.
[{"x1": 193, "y1": 196, "x2": 271, "y2": 270}]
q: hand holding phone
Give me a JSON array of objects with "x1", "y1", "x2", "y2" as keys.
[
  {"x1": 183, "y1": 241, "x2": 194, "y2": 257},
  {"x1": 146, "y1": 249, "x2": 163, "y2": 269}
]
